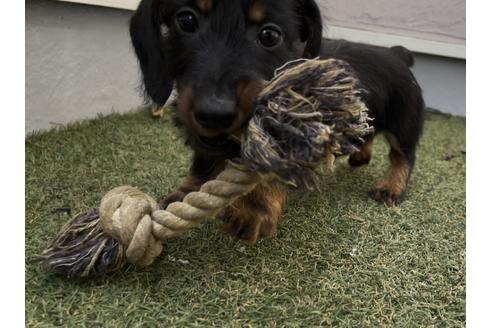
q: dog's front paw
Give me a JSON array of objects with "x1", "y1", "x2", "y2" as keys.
[
  {"x1": 348, "y1": 152, "x2": 371, "y2": 167},
  {"x1": 218, "y1": 183, "x2": 287, "y2": 243},
  {"x1": 348, "y1": 139, "x2": 373, "y2": 167},
  {"x1": 370, "y1": 186, "x2": 405, "y2": 206},
  {"x1": 219, "y1": 210, "x2": 278, "y2": 244}
]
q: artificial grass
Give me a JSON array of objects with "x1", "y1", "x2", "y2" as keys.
[{"x1": 26, "y1": 109, "x2": 465, "y2": 327}]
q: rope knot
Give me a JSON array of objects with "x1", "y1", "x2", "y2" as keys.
[
  {"x1": 88, "y1": 169, "x2": 262, "y2": 269},
  {"x1": 99, "y1": 186, "x2": 163, "y2": 266}
]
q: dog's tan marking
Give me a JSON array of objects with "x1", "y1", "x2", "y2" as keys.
[
  {"x1": 349, "y1": 137, "x2": 374, "y2": 166},
  {"x1": 219, "y1": 182, "x2": 288, "y2": 244},
  {"x1": 237, "y1": 79, "x2": 265, "y2": 117},
  {"x1": 249, "y1": 2, "x2": 265, "y2": 23},
  {"x1": 175, "y1": 84, "x2": 194, "y2": 127},
  {"x1": 197, "y1": 0, "x2": 213, "y2": 12},
  {"x1": 372, "y1": 133, "x2": 410, "y2": 205}
]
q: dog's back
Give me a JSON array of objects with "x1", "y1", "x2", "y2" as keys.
[{"x1": 321, "y1": 39, "x2": 423, "y2": 137}]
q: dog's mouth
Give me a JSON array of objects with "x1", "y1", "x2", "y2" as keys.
[
  {"x1": 195, "y1": 134, "x2": 240, "y2": 152},
  {"x1": 192, "y1": 115, "x2": 249, "y2": 153}
]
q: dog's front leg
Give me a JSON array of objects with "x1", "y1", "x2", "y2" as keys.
[
  {"x1": 161, "y1": 153, "x2": 288, "y2": 244},
  {"x1": 218, "y1": 182, "x2": 288, "y2": 244}
]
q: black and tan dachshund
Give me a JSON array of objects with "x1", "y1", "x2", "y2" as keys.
[{"x1": 129, "y1": 0, "x2": 425, "y2": 243}]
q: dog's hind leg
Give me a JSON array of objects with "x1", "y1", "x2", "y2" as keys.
[{"x1": 371, "y1": 133, "x2": 416, "y2": 205}]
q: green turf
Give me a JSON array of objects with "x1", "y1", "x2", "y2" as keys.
[{"x1": 26, "y1": 109, "x2": 465, "y2": 327}]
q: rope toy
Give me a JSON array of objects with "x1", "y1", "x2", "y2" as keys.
[{"x1": 33, "y1": 58, "x2": 373, "y2": 278}]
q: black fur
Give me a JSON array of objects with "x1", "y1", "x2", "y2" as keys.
[
  {"x1": 130, "y1": 0, "x2": 173, "y2": 105},
  {"x1": 130, "y1": 0, "x2": 319, "y2": 106},
  {"x1": 130, "y1": 0, "x2": 425, "y2": 204},
  {"x1": 320, "y1": 39, "x2": 424, "y2": 166}
]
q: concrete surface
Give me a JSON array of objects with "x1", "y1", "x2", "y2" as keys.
[
  {"x1": 26, "y1": 0, "x2": 466, "y2": 134},
  {"x1": 26, "y1": 0, "x2": 142, "y2": 134}
]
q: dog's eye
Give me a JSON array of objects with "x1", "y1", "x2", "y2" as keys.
[
  {"x1": 176, "y1": 9, "x2": 199, "y2": 34},
  {"x1": 257, "y1": 24, "x2": 283, "y2": 49}
]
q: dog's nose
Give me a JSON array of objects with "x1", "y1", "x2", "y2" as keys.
[{"x1": 193, "y1": 96, "x2": 237, "y2": 130}]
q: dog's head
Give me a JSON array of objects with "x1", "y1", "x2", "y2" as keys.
[{"x1": 130, "y1": 0, "x2": 322, "y2": 153}]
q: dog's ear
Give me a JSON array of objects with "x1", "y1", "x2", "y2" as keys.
[
  {"x1": 295, "y1": 0, "x2": 323, "y2": 58},
  {"x1": 130, "y1": 0, "x2": 173, "y2": 106}
]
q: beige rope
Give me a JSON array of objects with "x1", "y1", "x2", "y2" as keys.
[
  {"x1": 99, "y1": 164, "x2": 269, "y2": 266},
  {"x1": 34, "y1": 58, "x2": 374, "y2": 278}
]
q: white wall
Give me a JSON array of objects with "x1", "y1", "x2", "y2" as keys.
[
  {"x1": 26, "y1": 0, "x2": 465, "y2": 133},
  {"x1": 318, "y1": 0, "x2": 465, "y2": 44},
  {"x1": 60, "y1": 0, "x2": 466, "y2": 58},
  {"x1": 318, "y1": 0, "x2": 465, "y2": 58}
]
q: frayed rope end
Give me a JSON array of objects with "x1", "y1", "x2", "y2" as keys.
[{"x1": 31, "y1": 209, "x2": 125, "y2": 278}]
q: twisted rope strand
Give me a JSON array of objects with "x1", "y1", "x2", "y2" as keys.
[{"x1": 99, "y1": 165, "x2": 266, "y2": 266}]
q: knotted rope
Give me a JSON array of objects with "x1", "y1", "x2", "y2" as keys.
[
  {"x1": 34, "y1": 58, "x2": 374, "y2": 278},
  {"x1": 100, "y1": 167, "x2": 265, "y2": 267}
]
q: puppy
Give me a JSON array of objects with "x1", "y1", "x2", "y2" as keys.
[{"x1": 130, "y1": 0, "x2": 425, "y2": 243}]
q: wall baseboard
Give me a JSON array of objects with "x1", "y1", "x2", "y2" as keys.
[
  {"x1": 60, "y1": 0, "x2": 138, "y2": 11},
  {"x1": 325, "y1": 26, "x2": 465, "y2": 59}
]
